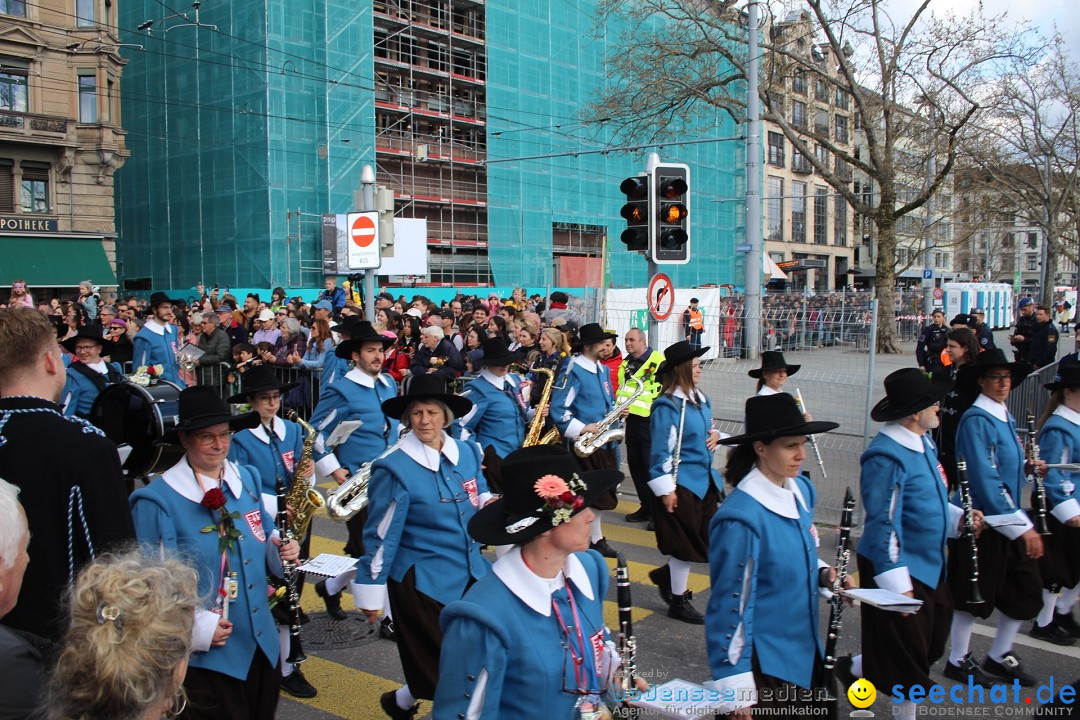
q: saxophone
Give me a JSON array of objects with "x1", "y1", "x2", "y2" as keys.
[
  {"x1": 285, "y1": 412, "x2": 326, "y2": 539},
  {"x1": 523, "y1": 367, "x2": 561, "y2": 447},
  {"x1": 326, "y1": 433, "x2": 410, "y2": 521},
  {"x1": 573, "y1": 376, "x2": 643, "y2": 457}
]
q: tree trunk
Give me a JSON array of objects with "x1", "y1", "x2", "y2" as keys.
[
  {"x1": 1041, "y1": 218, "x2": 1057, "y2": 308},
  {"x1": 873, "y1": 214, "x2": 904, "y2": 354}
]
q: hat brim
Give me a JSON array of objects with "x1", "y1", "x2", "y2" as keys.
[
  {"x1": 380, "y1": 392, "x2": 473, "y2": 420},
  {"x1": 870, "y1": 376, "x2": 952, "y2": 422},
  {"x1": 477, "y1": 350, "x2": 526, "y2": 367},
  {"x1": 160, "y1": 410, "x2": 260, "y2": 445},
  {"x1": 956, "y1": 360, "x2": 1032, "y2": 395},
  {"x1": 226, "y1": 379, "x2": 300, "y2": 404},
  {"x1": 335, "y1": 335, "x2": 395, "y2": 358},
  {"x1": 578, "y1": 331, "x2": 617, "y2": 346},
  {"x1": 467, "y1": 468, "x2": 623, "y2": 546},
  {"x1": 656, "y1": 346, "x2": 710, "y2": 377},
  {"x1": 1044, "y1": 378, "x2": 1080, "y2": 391},
  {"x1": 61, "y1": 334, "x2": 115, "y2": 356},
  {"x1": 748, "y1": 363, "x2": 801, "y2": 379},
  {"x1": 718, "y1": 419, "x2": 839, "y2": 446}
]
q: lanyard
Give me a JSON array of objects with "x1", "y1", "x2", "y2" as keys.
[{"x1": 551, "y1": 582, "x2": 596, "y2": 693}]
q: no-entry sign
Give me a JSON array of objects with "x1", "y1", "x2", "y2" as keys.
[{"x1": 346, "y1": 211, "x2": 381, "y2": 270}]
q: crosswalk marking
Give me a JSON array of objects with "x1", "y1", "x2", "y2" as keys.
[{"x1": 288, "y1": 655, "x2": 431, "y2": 719}]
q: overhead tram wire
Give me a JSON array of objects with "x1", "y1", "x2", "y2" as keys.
[{"x1": 480, "y1": 135, "x2": 746, "y2": 165}]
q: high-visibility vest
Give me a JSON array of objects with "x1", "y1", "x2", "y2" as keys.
[
  {"x1": 688, "y1": 308, "x2": 704, "y2": 330},
  {"x1": 616, "y1": 350, "x2": 665, "y2": 417}
]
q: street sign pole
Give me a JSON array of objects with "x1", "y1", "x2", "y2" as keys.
[
  {"x1": 361, "y1": 165, "x2": 376, "y2": 322},
  {"x1": 647, "y1": 154, "x2": 661, "y2": 349}
]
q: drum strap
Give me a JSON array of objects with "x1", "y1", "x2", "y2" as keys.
[{"x1": 69, "y1": 361, "x2": 123, "y2": 392}]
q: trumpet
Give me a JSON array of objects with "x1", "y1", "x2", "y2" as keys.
[
  {"x1": 794, "y1": 388, "x2": 827, "y2": 479},
  {"x1": 326, "y1": 433, "x2": 410, "y2": 521}
]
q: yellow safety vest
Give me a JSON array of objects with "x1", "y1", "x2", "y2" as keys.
[{"x1": 616, "y1": 350, "x2": 665, "y2": 417}]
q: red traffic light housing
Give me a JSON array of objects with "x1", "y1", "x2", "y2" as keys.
[
  {"x1": 651, "y1": 163, "x2": 690, "y2": 264},
  {"x1": 619, "y1": 175, "x2": 652, "y2": 253}
]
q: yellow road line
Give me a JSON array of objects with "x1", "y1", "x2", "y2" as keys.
[{"x1": 289, "y1": 655, "x2": 431, "y2": 719}]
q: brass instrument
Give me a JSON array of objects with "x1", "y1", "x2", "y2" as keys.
[
  {"x1": 285, "y1": 412, "x2": 325, "y2": 539},
  {"x1": 326, "y1": 432, "x2": 410, "y2": 521},
  {"x1": 573, "y1": 377, "x2": 644, "y2": 458},
  {"x1": 523, "y1": 367, "x2": 561, "y2": 447},
  {"x1": 1025, "y1": 412, "x2": 1051, "y2": 536}
]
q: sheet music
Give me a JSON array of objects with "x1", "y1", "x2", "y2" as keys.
[
  {"x1": 325, "y1": 419, "x2": 362, "y2": 448},
  {"x1": 846, "y1": 588, "x2": 924, "y2": 613},
  {"x1": 297, "y1": 553, "x2": 357, "y2": 578}
]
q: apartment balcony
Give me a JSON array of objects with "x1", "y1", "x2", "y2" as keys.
[{"x1": 0, "y1": 110, "x2": 76, "y2": 147}]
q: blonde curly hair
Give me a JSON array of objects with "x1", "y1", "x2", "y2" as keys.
[{"x1": 44, "y1": 548, "x2": 200, "y2": 720}]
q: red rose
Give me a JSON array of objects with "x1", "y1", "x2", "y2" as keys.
[
  {"x1": 200, "y1": 487, "x2": 227, "y2": 510},
  {"x1": 559, "y1": 491, "x2": 575, "y2": 503},
  {"x1": 147, "y1": 365, "x2": 158, "y2": 376}
]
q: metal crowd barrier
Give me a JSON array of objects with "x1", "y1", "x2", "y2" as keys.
[{"x1": 1005, "y1": 363, "x2": 1056, "y2": 426}]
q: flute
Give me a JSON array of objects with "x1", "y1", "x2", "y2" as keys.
[
  {"x1": 956, "y1": 458, "x2": 985, "y2": 605},
  {"x1": 795, "y1": 388, "x2": 827, "y2": 479},
  {"x1": 1024, "y1": 412, "x2": 1051, "y2": 536},
  {"x1": 822, "y1": 487, "x2": 854, "y2": 700}
]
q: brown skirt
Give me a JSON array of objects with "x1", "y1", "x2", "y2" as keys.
[
  {"x1": 386, "y1": 566, "x2": 448, "y2": 700},
  {"x1": 1038, "y1": 510, "x2": 1080, "y2": 591},
  {"x1": 570, "y1": 444, "x2": 620, "y2": 511},
  {"x1": 947, "y1": 530, "x2": 1042, "y2": 620},
  {"x1": 722, "y1": 654, "x2": 837, "y2": 720},
  {"x1": 654, "y1": 484, "x2": 721, "y2": 563}
]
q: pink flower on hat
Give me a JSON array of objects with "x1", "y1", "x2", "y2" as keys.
[{"x1": 534, "y1": 474, "x2": 569, "y2": 500}]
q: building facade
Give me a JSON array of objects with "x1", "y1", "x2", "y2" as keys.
[{"x1": 0, "y1": 0, "x2": 127, "y2": 298}]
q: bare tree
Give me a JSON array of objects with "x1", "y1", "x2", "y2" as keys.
[{"x1": 587, "y1": 0, "x2": 1038, "y2": 352}]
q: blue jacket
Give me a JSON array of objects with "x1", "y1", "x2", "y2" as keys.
[
  {"x1": 352, "y1": 433, "x2": 490, "y2": 611},
  {"x1": 61, "y1": 360, "x2": 124, "y2": 417},
  {"x1": 319, "y1": 350, "x2": 349, "y2": 393},
  {"x1": 705, "y1": 470, "x2": 824, "y2": 707},
  {"x1": 649, "y1": 389, "x2": 722, "y2": 500},
  {"x1": 551, "y1": 355, "x2": 614, "y2": 443},
  {"x1": 858, "y1": 425, "x2": 960, "y2": 591},
  {"x1": 132, "y1": 320, "x2": 184, "y2": 386},
  {"x1": 130, "y1": 460, "x2": 279, "y2": 679},
  {"x1": 455, "y1": 370, "x2": 527, "y2": 456},
  {"x1": 320, "y1": 286, "x2": 346, "y2": 311},
  {"x1": 434, "y1": 548, "x2": 612, "y2": 720},
  {"x1": 229, "y1": 416, "x2": 306, "y2": 497},
  {"x1": 1037, "y1": 408, "x2": 1080, "y2": 522},
  {"x1": 310, "y1": 369, "x2": 399, "y2": 477},
  {"x1": 954, "y1": 394, "x2": 1034, "y2": 540}
]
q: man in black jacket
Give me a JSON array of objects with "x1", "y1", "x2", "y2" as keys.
[
  {"x1": 194, "y1": 312, "x2": 233, "y2": 387},
  {"x1": 1029, "y1": 305, "x2": 1060, "y2": 369},
  {"x1": 1011, "y1": 297, "x2": 1038, "y2": 362},
  {"x1": 970, "y1": 308, "x2": 996, "y2": 351},
  {"x1": 411, "y1": 326, "x2": 464, "y2": 381},
  {"x1": 916, "y1": 309, "x2": 948, "y2": 373},
  {"x1": 0, "y1": 307, "x2": 134, "y2": 642}
]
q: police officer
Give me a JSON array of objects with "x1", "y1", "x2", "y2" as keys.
[
  {"x1": 1029, "y1": 305, "x2": 1060, "y2": 369},
  {"x1": 916, "y1": 309, "x2": 949, "y2": 374},
  {"x1": 970, "y1": 308, "x2": 996, "y2": 351},
  {"x1": 1011, "y1": 297, "x2": 1038, "y2": 362},
  {"x1": 618, "y1": 327, "x2": 664, "y2": 527}
]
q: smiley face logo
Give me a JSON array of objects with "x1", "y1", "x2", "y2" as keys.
[{"x1": 847, "y1": 678, "x2": 876, "y2": 708}]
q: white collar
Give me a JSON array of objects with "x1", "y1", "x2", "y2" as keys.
[
  {"x1": 492, "y1": 546, "x2": 594, "y2": 616},
  {"x1": 1053, "y1": 404, "x2": 1080, "y2": 425},
  {"x1": 880, "y1": 422, "x2": 926, "y2": 453},
  {"x1": 249, "y1": 416, "x2": 287, "y2": 444},
  {"x1": 161, "y1": 455, "x2": 244, "y2": 504},
  {"x1": 672, "y1": 387, "x2": 705, "y2": 404},
  {"x1": 86, "y1": 360, "x2": 109, "y2": 375},
  {"x1": 480, "y1": 369, "x2": 515, "y2": 390},
  {"x1": 757, "y1": 385, "x2": 780, "y2": 396},
  {"x1": 143, "y1": 318, "x2": 169, "y2": 336},
  {"x1": 572, "y1": 355, "x2": 599, "y2": 373},
  {"x1": 736, "y1": 466, "x2": 808, "y2": 519},
  {"x1": 974, "y1": 393, "x2": 1010, "y2": 423},
  {"x1": 399, "y1": 431, "x2": 459, "y2": 470},
  {"x1": 344, "y1": 367, "x2": 378, "y2": 388}
]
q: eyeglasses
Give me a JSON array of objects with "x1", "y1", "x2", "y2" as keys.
[
  {"x1": 983, "y1": 374, "x2": 1012, "y2": 383},
  {"x1": 254, "y1": 393, "x2": 282, "y2": 403},
  {"x1": 74, "y1": 344, "x2": 98, "y2": 353},
  {"x1": 191, "y1": 430, "x2": 232, "y2": 447}
]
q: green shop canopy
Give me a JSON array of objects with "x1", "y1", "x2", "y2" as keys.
[{"x1": 0, "y1": 235, "x2": 116, "y2": 287}]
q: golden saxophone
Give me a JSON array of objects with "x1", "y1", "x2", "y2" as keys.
[
  {"x1": 326, "y1": 433, "x2": 410, "y2": 521},
  {"x1": 285, "y1": 412, "x2": 326, "y2": 539},
  {"x1": 573, "y1": 376, "x2": 644, "y2": 457},
  {"x1": 523, "y1": 367, "x2": 561, "y2": 447}
]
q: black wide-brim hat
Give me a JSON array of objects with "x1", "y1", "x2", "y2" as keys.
[
  {"x1": 160, "y1": 386, "x2": 259, "y2": 445},
  {"x1": 656, "y1": 340, "x2": 709, "y2": 378},
  {"x1": 1045, "y1": 362, "x2": 1080, "y2": 391},
  {"x1": 476, "y1": 337, "x2": 525, "y2": 367},
  {"x1": 148, "y1": 291, "x2": 171, "y2": 309},
  {"x1": 468, "y1": 445, "x2": 623, "y2": 546},
  {"x1": 576, "y1": 322, "x2": 617, "y2": 346},
  {"x1": 335, "y1": 320, "x2": 395, "y2": 358},
  {"x1": 380, "y1": 373, "x2": 473, "y2": 420},
  {"x1": 719, "y1": 392, "x2": 839, "y2": 445},
  {"x1": 60, "y1": 324, "x2": 115, "y2": 355},
  {"x1": 870, "y1": 368, "x2": 953, "y2": 422},
  {"x1": 226, "y1": 365, "x2": 299, "y2": 403},
  {"x1": 956, "y1": 348, "x2": 1032, "y2": 395},
  {"x1": 748, "y1": 350, "x2": 801, "y2": 379}
]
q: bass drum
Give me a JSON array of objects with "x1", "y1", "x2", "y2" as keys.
[{"x1": 90, "y1": 380, "x2": 183, "y2": 483}]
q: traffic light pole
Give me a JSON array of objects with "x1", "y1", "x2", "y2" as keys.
[
  {"x1": 646, "y1": 154, "x2": 661, "y2": 349},
  {"x1": 743, "y1": 0, "x2": 763, "y2": 361}
]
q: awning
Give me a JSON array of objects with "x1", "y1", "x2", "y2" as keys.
[
  {"x1": 764, "y1": 253, "x2": 787, "y2": 281},
  {"x1": 0, "y1": 235, "x2": 116, "y2": 287}
]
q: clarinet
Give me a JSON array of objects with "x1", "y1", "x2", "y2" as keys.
[
  {"x1": 1025, "y1": 412, "x2": 1051, "y2": 536},
  {"x1": 956, "y1": 458, "x2": 985, "y2": 605},
  {"x1": 614, "y1": 553, "x2": 637, "y2": 698},
  {"x1": 821, "y1": 487, "x2": 855, "y2": 699},
  {"x1": 275, "y1": 475, "x2": 306, "y2": 665}
]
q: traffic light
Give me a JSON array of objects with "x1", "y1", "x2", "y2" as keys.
[
  {"x1": 619, "y1": 174, "x2": 652, "y2": 253},
  {"x1": 651, "y1": 163, "x2": 690, "y2": 265}
]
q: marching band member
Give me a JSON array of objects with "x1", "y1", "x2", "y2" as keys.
[
  {"x1": 1030, "y1": 365, "x2": 1080, "y2": 644},
  {"x1": 947, "y1": 348, "x2": 1043, "y2": 686},
  {"x1": 60, "y1": 324, "x2": 125, "y2": 418},
  {"x1": 132, "y1": 291, "x2": 185, "y2": 386},
  {"x1": 550, "y1": 322, "x2": 622, "y2": 558},
  {"x1": 707, "y1": 394, "x2": 841, "y2": 716},
  {"x1": 647, "y1": 341, "x2": 723, "y2": 624},
  {"x1": 853, "y1": 369, "x2": 968, "y2": 720},
  {"x1": 618, "y1": 328, "x2": 664, "y2": 527},
  {"x1": 355, "y1": 375, "x2": 491, "y2": 720},
  {"x1": 226, "y1": 365, "x2": 318, "y2": 698},
  {"x1": 749, "y1": 350, "x2": 800, "y2": 397},
  {"x1": 433, "y1": 446, "x2": 632, "y2": 720},
  {"x1": 308, "y1": 321, "x2": 398, "y2": 612},
  {"x1": 129, "y1": 386, "x2": 300, "y2": 719}
]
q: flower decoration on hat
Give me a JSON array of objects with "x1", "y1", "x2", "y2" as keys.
[{"x1": 534, "y1": 473, "x2": 586, "y2": 527}]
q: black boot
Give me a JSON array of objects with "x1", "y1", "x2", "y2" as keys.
[
  {"x1": 668, "y1": 590, "x2": 705, "y2": 624},
  {"x1": 281, "y1": 667, "x2": 318, "y2": 698},
  {"x1": 379, "y1": 690, "x2": 419, "y2": 720},
  {"x1": 648, "y1": 564, "x2": 673, "y2": 605},
  {"x1": 315, "y1": 579, "x2": 348, "y2": 621},
  {"x1": 1055, "y1": 610, "x2": 1080, "y2": 639}
]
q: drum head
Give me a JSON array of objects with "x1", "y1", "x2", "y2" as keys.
[{"x1": 90, "y1": 381, "x2": 183, "y2": 479}]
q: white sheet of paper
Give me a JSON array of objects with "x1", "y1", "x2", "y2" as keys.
[
  {"x1": 298, "y1": 553, "x2": 358, "y2": 578},
  {"x1": 325, "y1": 420, "x2": 362, "y2": 448},
  {"x1": 846, "y1": 588, "x2": 924, "y2": 613},
  {"x1": 629, "y1": 678, "x2": 726, "y2": 718}
]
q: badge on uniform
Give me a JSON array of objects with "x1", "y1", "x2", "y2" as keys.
[
  {"x1": 244, "y1": 509, "x2": 266, "y2": 542},
  {"x1": 281, "y1": 450, "x2": 295, "y2": 474},
  {"x1": 936, "y1": 463, "x2": 949, "y2": 487},
  {"x1": 588, "y1": 628, "x2": 606, "y2": 678},
  {"x1": 808, "y1": 523, "x2": 820, "y2": 547},
  {"x1": 462, "y1": 478, "x2": 479, "y2": 508}
]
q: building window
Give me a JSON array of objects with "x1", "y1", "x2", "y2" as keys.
[
  {"x1": 793, "y1": 71, "x2": 807, "y2": 95},
  {"x1": 1002, "y1": 233, "x2": 1013, "y2": 249},
  {"x1": 834, "y1": 194, "x2": 847, "y2": 246},
  {"x1": 20, "y1": 162, "x2": 49, "y2": 213},
  {"x1": 835, "y1": 87, "x2": 849, "y2": 110},
  {"x1": 0, "y1": 64, "x2": 28, "y2": 113},
  {"x1": 767, "y1": 132, "x2": 785, "y2": 167},
  {"x1": 897, "y1": 247, "x2": 908, "y2": 265},
  {"x1": 792, "y1": 100, "x2": 807, "y2": 129},
  {"x1": 1027, "y1": 232, "x2": 1037, "y2": 248},
  {"x1": 105, "y1": 75, "x2": 114, "y2": 123},
  {"x1": 814, "y1": 143, "x2": 829, "y2": 167},
  {"x1": 835, "y1": 115, "x2": 849, "y2": 143},
  {"x1": 815, "y1": 77, "x2": 829, "y2": 102},
  {"x1": 0, "y1": 0, "x2": 26, "y2": 16},
  {"x1": 814, "y1": 187, "x2": 828, "y2": 245},
  {"x1": 0, "y1": 159, "x2": 13, "y2": 212},
  {"x1": 76, "y1": 0, "x2": 95, "y2": 26},
  {"x1": 78, "y1": 72, "x2": 97, "y2": 123},
  {"x1": 792, "y1": 181, "x2": 807, "y2": 243},
  {"x1": 792, "y1": 148, "x2": 811, "y2": 174},
  {"x1": 814, "y1": 108, "x2": 829, "y2": 135},
  {"x1": 767, "y1": 176, "x2": 784, "y2": 242},
  {"x1": 1027, "y1": 255, "x2": 1038, "y2": 271}
]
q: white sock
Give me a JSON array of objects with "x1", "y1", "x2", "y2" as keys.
[
  {"x1": 325, "y1": 569, "x2": 354, "y2": 596},
  {"x1": 949, "y1": 612, "x2": 976, "y2": 665},
  {"x1": 850, "y1": 654, "x2": 863, "y2": 677},
  {"x1": 988, "y1": 615, "x2": 1023, "y2": 663},
  {"x1": 1057, "y1": 584, "x2": 1080, "y2": 613},
  {"x1": 669, "y1": 558, "x2": 692, "y2": 596},
  {"x1": 395, "y1": 685, "x2": 416, "y2": 710},
  {"x1": 1038, "y1": 589, "x2": 1059, "y2": 627},
  {"x1": 278, "y1": 626, "x2": 294, "y2": 677},
  {"x1": 896, "y1": 700, "x2": 916, "y2": 720},
  {"x1": 590, "y1": 515, "x2": 603, "y2": 543}
]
